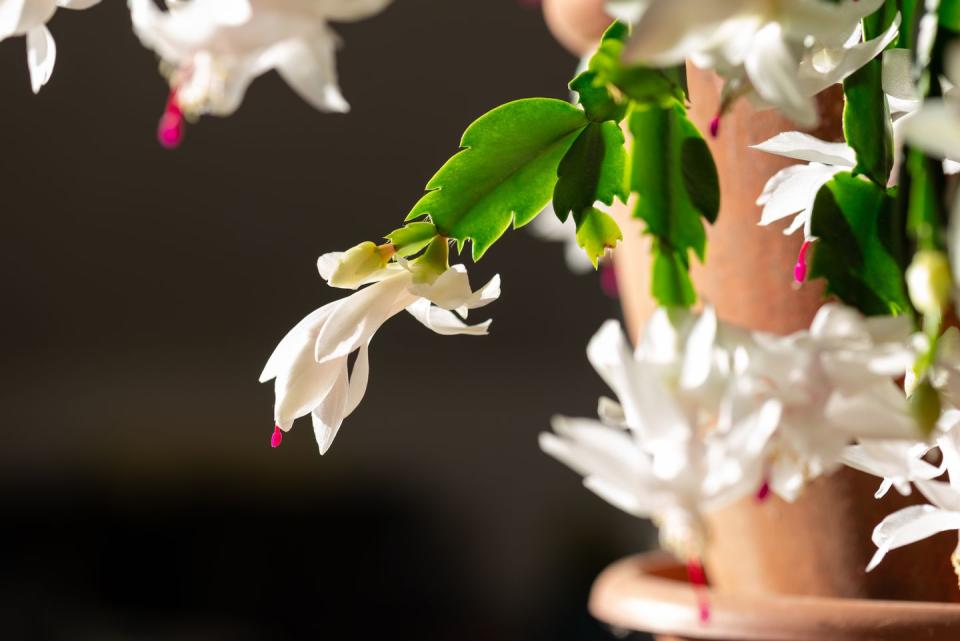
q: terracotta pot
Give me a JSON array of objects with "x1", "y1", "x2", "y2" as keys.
[
  {"x1": 542, "y1": 0, "x2": 960, "y2": 603},
  {"x1": 588, "y1": 552, "x2": 960, "y2": 641}
]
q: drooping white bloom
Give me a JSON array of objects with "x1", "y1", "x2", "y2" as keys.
[
  {"x1": 615, "y1": 0, "x2": 898, "y2": 127},
  {"x1": 260, "y1": 252, "x2": 499, "y2": 454},
  {"x1": 129, "y1": 0, "x2": 390, "y2": 144},
  {"x1": 752, "y1": 132, "x2": 856, "y2": 239},
  {"x1": 0, "y1": 0, "x2": 101, "y2": 93}
]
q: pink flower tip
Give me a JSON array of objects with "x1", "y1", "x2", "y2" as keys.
[
  {"x1": 157, "y1": 91, "x2": 185, "y2": 149},
  {"x1": 270, "y1": 425, "x2": 283, "y2": 448},
  {"x1": 686, "y1": 558, "x2": 711, "y2": 623},
  {"x1": 599, "y1": 262, "x2": 619, "y2": 299},
  {"x1": 158, "y1": 114, "x2": 184, "y2": 149},
  {"x1": 755, "y1": 479, "x2": 771, "y2": 503},
  {"x1": 793, "y1": 240, "x2": 812, "y2": 284},
  {"x1": 709, "y1": 115, "x2": 720, "y2": 138}
]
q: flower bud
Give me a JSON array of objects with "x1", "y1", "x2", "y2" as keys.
[
  {"x1": 908, "y1": 378, "x2": 942, "y2": 437},
  {"x1": 326, "y1": 241, "x2": 394, "y2": 288},
  {"x1": 906, "y1": 250, "x2": 952, "y2": 317}
]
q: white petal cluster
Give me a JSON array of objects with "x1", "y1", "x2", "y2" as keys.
[
  {"x1": 0, "y1": 0, "x2": 101, "y2": 93},
  {"x1": 611, "y1": 0, "x2": 899, "y2": 127},
  {"x1": 129, "y1": 0, "x2": 390, "y2": 118},
  {"x1": 260, "y1": 251, "x2": 499, "y2": 454},
  {"x1": 541, "y1": 304, "x2": 920, "y2": 555}
]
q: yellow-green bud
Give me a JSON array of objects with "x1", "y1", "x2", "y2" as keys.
[
  {"x1": 909, "y1": 378, "x2": 942, "y2": 437},
  {"x1": 410, "y1": 236, "x2": 450, "y2": 284},
  {"x1": 328, "y1": 241, "x2": 394, "y2": 288},
  {"x1": 906, "y1": 250, "x2": 952, "y2": 317}
]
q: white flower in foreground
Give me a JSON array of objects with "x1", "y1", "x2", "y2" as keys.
[
  {"x1": 616, "y1": 0, "x2": 898, "y2": 127},
  {"x1": 0, "y1": 0, "x2": 101, "y2": 93},
  {"x1": 752, "y1": 132, "x2": 856, "y2": 240},
  {"x1": 129, "y1": 0, "x2": 390, "y2": 147},
  {"x1": 867, "y1": 428, "x2": 960, "y2": 572},
  {"x1": 259, "y1": 250, "x2": 499, "y2": 454},
  {"x1": 749, "y1": 304, "x2": 918, "y2": 500},
  {"x1": 541, "y1": 314, "x2": 778, "y2": 557}
]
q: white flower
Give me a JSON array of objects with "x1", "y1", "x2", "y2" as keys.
[
  {"x1": 541, "y1": 315, "x2": 776, "y2": 557},
  {"x1": 259, "y1": 253, "x2": 499, "y2": 454},
  {"x1": 752, "y1": 132, "x2": 856, "y2": 239},
  {"x1": 0, "y1": 0, "x2": 101, "y2": 93},
  {"x1": 527, "y1": 204, "x2": 594, "y2": 274},
  {"x1": 616, "y1": 0, "x2": 898, "y2": 127},
  {"x1": 748, "y1": 304, "x2": 918, "y2": 500},
  {"x1": 866, "y1": 427, "x2": 960, "y2": 572},
  {"x1": 541, "y1": 301, "x2": 923, "y2": 563},
  {"x1": 129, "y1": 0, "x2": 389, "y2": 124}
]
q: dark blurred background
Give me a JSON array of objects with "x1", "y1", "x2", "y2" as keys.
[{"x1": 0, "y1": 1, "x2": 653, "y2": 639}]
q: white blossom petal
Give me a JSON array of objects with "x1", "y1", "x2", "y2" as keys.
[
  {"x1": 882, "y1": 47, "x2": 919, "y2": 102},
  {"x1": 26, "y1": 24, "x2": 55, "y2": 94},
  {"x1": 751, "y1": 132, "x2": 856, "y2": 166},
  {"x1": 311, "y1": 359, "x2": 350, "y2": 454},
  {"x1": 867, "y1": 504, "x2": 960, "y2": 571},
  {"x1": 344, "y1": 341, "x2": 370, "y2": 418},
  {"x1": 746, "y1": 22, "x2": 816, "y2": 128},
  {"x1": 901, "y1": 100, "x2": 960, "y2": 162},
  {"x1": 622, "y1": 0, "x2": 765, "y2": 66},
  {"x1": 273, "y1": 33, "x2": 350, "y2": 113},
  {"x1": 314, "y1": 272, "x2": 415, "y2": 363},
  {"x1": 405, "y1": 299, "x2": 492, "y2": 336}
]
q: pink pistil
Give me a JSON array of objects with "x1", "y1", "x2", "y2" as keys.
[
  {"x1": 756, "y1": 478, "x2": 771, "y2": 503},
  {"x1": 793, "y1": 240, "x2": 812, "y2": 284},
  {"x1": 709, "y1": 115, "x2": 721, "y2": 138},
  {"x1": 686, "y1": 557, "x2": 711, "y2": 623},
  {"x1": 600, "y1": 262, "x2": 619, "y2": 299},
  {"x1": 270, "y1": 425, "x2": 283, "y2": 448},
  {"x1": 157, "y1": 89, "x2": 185, "y2": 149}
]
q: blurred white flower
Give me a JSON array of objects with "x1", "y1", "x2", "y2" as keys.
[
  {"x1": 749, "y1": 304, "x2": 918, "y2": 500},
  {"x1": 0, "y1": 0, "x2": 101, "y2": 93},
  {"x1": 752, "y1": 131, "x2": 856, "y2": 240},
  {"x1": 259, "y1": 252, "x2": 499, "y2": 454},
  {"x1": 616, "y1": 0, "x2": 898, "y2": 127},
  {"x1": 541, "y1": 315, "x2": 776, "y2": 557},
  {"x1": 899, "y1": 44, "x2": 960, "y2": 162},
  {"x1": 129, "y1": 0, "x2": 390, "y2": 146},
  {"x1": 544, "y1": 303, "x2": 921, "y2": 524}
]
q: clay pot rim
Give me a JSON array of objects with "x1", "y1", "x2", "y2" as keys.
[{"x1": 589, "y1": 552, "x2": 960, "y2": 641}]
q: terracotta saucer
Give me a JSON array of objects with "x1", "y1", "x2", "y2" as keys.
[{"x1": 588, "y1": 552, "x2": 960, "y2": 641}]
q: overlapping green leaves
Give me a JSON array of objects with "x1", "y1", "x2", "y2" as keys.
[
  {"x1": 809, "y1": 173, "x2": 910, "y2": 315},
  {"x1": 629, "y1": 100, "x2": 719, "y2": 306}
]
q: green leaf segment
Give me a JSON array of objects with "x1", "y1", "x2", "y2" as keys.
[
  {"x1": 361, "y1": 21, "x2": 712, "y2": 309},
  {"x1": 809, "y1": 173, "x2": 910, "y2": 315}
]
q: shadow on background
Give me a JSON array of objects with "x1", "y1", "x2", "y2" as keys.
[{"x1": 0, "y1": 1, "x2": 654, "y2": 639}]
